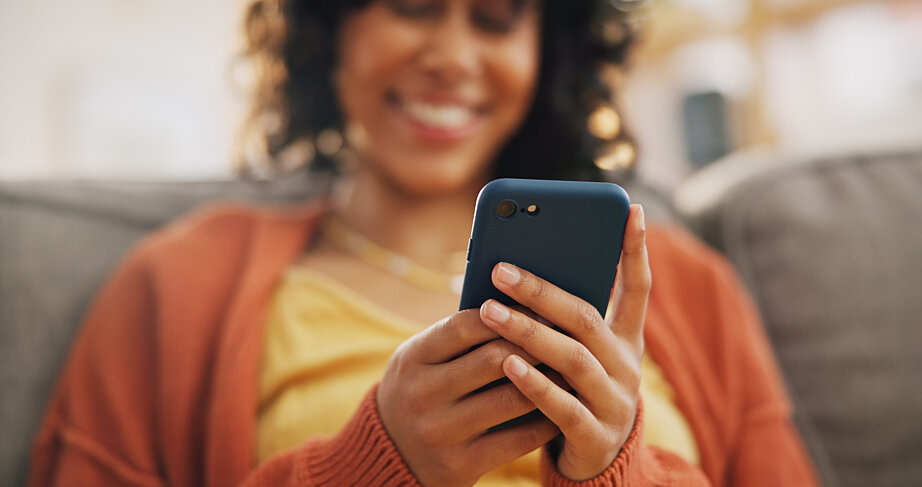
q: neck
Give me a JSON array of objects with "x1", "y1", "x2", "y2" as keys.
[{"x1": 332, "y1": 167, "x2": 483, "y2": 271}]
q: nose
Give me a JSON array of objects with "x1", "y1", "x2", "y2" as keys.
[{"x1": 417, "y1": 10, "x2": 482, "y2": 85}]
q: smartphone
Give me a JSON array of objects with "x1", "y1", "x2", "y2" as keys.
[{"x1": 459, "y1": 178, "x2": 631, "y2": 318}]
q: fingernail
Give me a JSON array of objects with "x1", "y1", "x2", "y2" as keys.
[
  {"x1": 496, "y1": 263, "x2": 520, "y2": 286},
  {"x1": 483, "y1": 300, "x2": 510, "y2": 324},
  {"x1": 506, "y1": 355, "x2": 528, "y2": 379}
]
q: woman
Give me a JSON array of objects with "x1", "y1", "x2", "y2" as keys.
[{"x1": 29, "y1": 1, "x2": 818, "y2": 486}]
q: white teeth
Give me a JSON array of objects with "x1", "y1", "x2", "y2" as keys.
[{"x1": 402, "y1": 101, "x2": 475, "y2": 129}]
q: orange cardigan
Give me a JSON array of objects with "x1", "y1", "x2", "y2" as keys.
[{"x1": 29, "y1": 203, "x2": 818, "y2": 487}]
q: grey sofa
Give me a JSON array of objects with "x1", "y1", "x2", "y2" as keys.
[
  {"x1": 2, "y1": 151, "x2": 920, "y2": 486},
  {"x1": 675, "y1": 149, "x2": 922, "y2": 487}
]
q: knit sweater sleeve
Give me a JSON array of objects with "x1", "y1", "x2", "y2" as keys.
[
  {"x1": 539, "y1": 400, "x2": 711, "y2": 487},
  {"x1": 242, "y1": 384, "x2": 420, "y2": 486}
]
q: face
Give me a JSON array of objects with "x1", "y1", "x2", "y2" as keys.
[{"x1": 336, "y1": 0, "x2": 541, "y2": 197}]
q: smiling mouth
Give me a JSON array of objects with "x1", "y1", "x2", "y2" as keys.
[
  {"x1": 403, "y1": 101, "x2": 476, "y2": 129},
  {"x1": 387, "y1": 92, "x2": 485, "y2": 135}
]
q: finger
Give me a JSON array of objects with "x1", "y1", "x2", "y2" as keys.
[
  {"x1": 609, "y1": 204, "x2": 650, "y2": 342},
  {"x1": 415, "y1": 309, "x2": 500, "y2": 364},
  {"x1": 446, "y1": 367, "x2": 573, "y2": 438},
  {"x1": 465, "y1": 415, "x2": 560, "y2": 468},
  {"x1": 490, "y1": 262, "x2": 614, "y2": 353},
  {"x1": 443, "y1": 382, "x2": 535, "y2": 440},
  {"x1": 502, "y1": 354, "x2": 601, "y2": 443},
  {"x1": 480, "y1": 300, "x2": 612, "y2": 400},
  {"x1": 441, "y1": 339, "x2": 539, "y2": 398}
]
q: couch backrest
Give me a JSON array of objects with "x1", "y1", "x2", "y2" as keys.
[{"x1": 676, "y1": 149, "x2": 922, "y2": 487}]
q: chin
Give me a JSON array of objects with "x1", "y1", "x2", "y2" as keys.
[{"x1": 386, "y1": 158, "x2": 489, "y2": 199}]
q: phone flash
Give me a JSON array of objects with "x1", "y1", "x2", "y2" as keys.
[{"x1": 526, "y1": 205, "x2": 539, "y2": 216}]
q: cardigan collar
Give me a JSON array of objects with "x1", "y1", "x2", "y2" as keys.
[{"x1": 204, "y1": 202, "x2": 327, "y2": 486}]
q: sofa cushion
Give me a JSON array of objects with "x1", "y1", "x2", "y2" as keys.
[{"x1": 676, "y1": 149, "x2": 922, "y2": 487}]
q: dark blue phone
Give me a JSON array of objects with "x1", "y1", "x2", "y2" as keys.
[{"x1": 459, "y1": 178, "x2": 631, "y2": 317}]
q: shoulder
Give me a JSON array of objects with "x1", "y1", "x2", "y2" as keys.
[
  {"x1": 645, "y1": 223, "x2": 740, "y2": 297},
  {"x1": 644, "y1": 223, "x2": 758, "y2": 344},
  {"x1": 131, "y1": 200, "x2": 325, "y2": 269},
  {"x1": 146, "y1": 201, "x2": 324, "y2": 254},
  {"x1": 102, "y1": 200, "x2": 326, "y2": 320}
]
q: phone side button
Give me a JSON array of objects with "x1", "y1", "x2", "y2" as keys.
[{"x1": 466, "y1": 238, "x2": 473, "y2": 262}]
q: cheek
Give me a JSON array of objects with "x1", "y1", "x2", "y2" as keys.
[
  {"x1": 487, "y1": 29, "x2": 541, "y2": 130},
  {"x1": 336, "y1": 10, "x2": 421, "y2": 124}
]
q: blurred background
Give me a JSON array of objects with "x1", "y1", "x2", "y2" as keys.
[
  {"x1": 1, "y1": 0, "x2": 920, "y2": 186},
  {"x1": 0, "y1": 0, "x2": 250, "y2": 180},
  {"x1": 624, "y1": 0, "x2": 922, "y2": 189},
  {"x1": 2, "y1": 2, "x2": 921, "y2": 486}
]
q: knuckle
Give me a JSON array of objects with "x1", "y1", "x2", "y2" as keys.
[
  {"x1": 497, "y1": 384, "x2": 523, "y2": 413},
  {"x1": 433, "y1": 316, "x2": 459, "y2": 348},
  {"x1": 568, "y1": 345, "x2": 595, "y2": 375},
  {"x1": 565, "y1": 398, "x2": 584, "y2": 429},
  {"x1": 521, "y1": 317, "x2": 540, "y2": 341},
  {"x1": 445, "y1": 312, "x2": 469, "y2": 343},
  {"x1": 575, "y1": 300, "x2": 603, "y2": 334},
  {"x1": 528, "y1": 275, "x2": 549, "y2": 300},
  {"x1": 482, "y1": 342, "x2": 507, "y2": 370},
  {"x1": 534, "y1": 374, "x2": 553, "y2": 401},
  {"x1": 447, "y1": 309, "x2": 482, "y2": 345}
]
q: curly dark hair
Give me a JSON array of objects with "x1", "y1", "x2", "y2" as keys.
[{"x1": 240, "y1": 0, "x2": 639, "y2": 182}]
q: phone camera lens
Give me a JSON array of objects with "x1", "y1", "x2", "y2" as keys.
[{"x1": 495, "y1": 200, "x2": 516, "y2": 218}]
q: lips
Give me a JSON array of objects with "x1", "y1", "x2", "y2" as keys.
[
  {"x1": 402, "y1": 101, "x2": 476, "y2": 130},
  {"x1": 387, "y1": 91, "x2": 486, "y2": 139}
]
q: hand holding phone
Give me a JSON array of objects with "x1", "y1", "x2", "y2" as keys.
[
  {"x1": 460, "y1": 179, "x2": 651, "y2": 480},
  {"x1": 376, "y1": 306, "x2": 560, "y2": 486}
]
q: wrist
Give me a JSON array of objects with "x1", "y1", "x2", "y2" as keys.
[{"x1": 541, "y1": 399, "x2": 645, "y2": 486}]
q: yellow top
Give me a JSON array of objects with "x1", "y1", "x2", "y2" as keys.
[{"x1": 257, "y1": 267, "x2": 699, "y2": 486}]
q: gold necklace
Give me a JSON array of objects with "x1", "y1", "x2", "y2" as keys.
[{"x1": 321, "y1": 216, "x2": 466, "y2": 295}]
